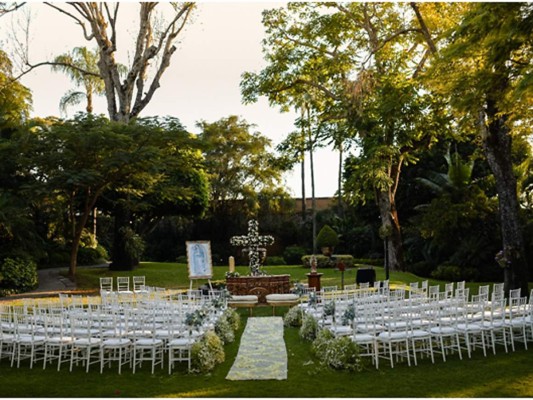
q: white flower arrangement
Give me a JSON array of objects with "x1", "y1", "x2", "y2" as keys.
[{"x1": 230, "y1": 219, "x2": 275, "y2": 276}]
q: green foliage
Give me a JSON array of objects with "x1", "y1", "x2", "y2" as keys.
[
  {"x1": 190, "y1": 331, "x2": 225, "y2": 374},
  {"x1": 316, "y1": 225, "x2": 339, "y2": 248},
  {"x1": 283, "y1": 306, "x2": 303, "y2": 328},
  {"x1": 176, "y1": 255, "x2": 188, "y2": 264},
  {"x1": 264, "y1": 256, "x2": 286, "y2": 266},
  {"x1": 299, "y1": 313, "x2": 318, "y2": 341},
  {"x1": 119, "y1": 227, "x2": 145, "y2": 261},
  {"x1": 0, "y1": 257, "x2": 38, "y2": 295},
  {"x1": 302, "y1": 255, "x2": 354, "y2": 269},
  {"x1": 431, "y1": 264, "x2": 479, "y2": 282},
  {"x1": 197, "y1": 115, "x2": 288, "y2": 217},
  {"x1": 77, "y1": 245, "x2": 108, "y2": 266},
  {"x1": 283, "y1": 245, "x2": 307, "y2": 265}
]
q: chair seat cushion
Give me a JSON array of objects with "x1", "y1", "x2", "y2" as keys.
[
  {"x1": 229, "y1": 295, "x2": 259, "y2": 303},
  {"x1": 102, "y1": 338, "x2": 131, "y2": 347},
  {"x1": 135, "y1": 338, "x2": 163, "y2": 346},
  {"x1": 266, "y1": 294, "x2": 299, "y2": 302}
]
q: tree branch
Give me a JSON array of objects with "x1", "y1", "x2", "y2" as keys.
[
  {"x1": 44, "y1": 2, "x2": 94, "y2": 41},
  {"x1": 0, "y1": 2, "x2": 26, "y2": 17}
]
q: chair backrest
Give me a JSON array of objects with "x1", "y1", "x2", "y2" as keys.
[
  {"x1": 100, "y1": 277, "x2": 113, "y2": 292},
  {"x1": 358, "y1": 282, "x2": 370, "y2": 289},
  {"x1": 444, "y1": 282, "x2": 454, "y2": 298},
  {"x1": 117, "y1": 276, "x2": 130, "y2": 292},
  {"x1": 478, "y1": 284, "x2": 490, "y2": 296},
  {"x1": 133, "y1": 276, "x2": 146, "y2": 291},
  {"x1": 493, "y1": 282, "x2": 504, "y2": 295},
  {"x1": 456, "y1": 281, "x2": 466, "y2": 290},
  {"x1": 509, "y1": 288, "x2": 521, "y2": 299},
  {"x1": 409, "y1": 282, "x2": 419, "y2": 291},
  {"x1": 322, "y1": 285, "x2": 338, "y2": 292}
]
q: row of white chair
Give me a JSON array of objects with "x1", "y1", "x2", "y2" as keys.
[
  {"x1": 0, "y1": 291, "x2": 228, "y2": 374},
  {"x1": 301, "y1": 284, "x2": 532, "y2": 369},
  {"x1": 99, "y1": 276, "x2": 147, "y2": 294}
]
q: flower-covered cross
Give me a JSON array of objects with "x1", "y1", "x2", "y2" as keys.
[{"x1": 230, "y1": 219, "x2": 274, "y2": 276}]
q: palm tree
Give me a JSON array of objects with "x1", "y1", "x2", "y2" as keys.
[{"x1": 51, "y1": 47, "x2": 104, "y2": 115}]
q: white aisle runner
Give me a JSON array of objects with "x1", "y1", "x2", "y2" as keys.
[{"x1": 226, "y1": 316, "x2": 287, "y2": 381}]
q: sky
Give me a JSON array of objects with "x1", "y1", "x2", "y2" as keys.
[{"x1": 8, "y1": 2, "x2": 341, "y2": 198}]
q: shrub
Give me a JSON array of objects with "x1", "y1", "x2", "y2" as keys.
[
  {"x1": 191, "y1": 331, "x2": 225, "y2": 374},
  {"x1": 299, "y1": 314, "x2": 318, "y2": 341},
  {"x1": 214, "y1": 307, "x2": 240, "y2": 344},
  {"x1": 176, "y1": 255, "x2": 188, "y2": 264},
  {"x1": 77, "y1": 245, "x2": 109, "y2": 266},
  {"x1": 431, "y1": 264, "x2": 462, "y2": 281},
  {"x1": 0, "y1": 257, "x2": 38, "y2": 296},
  {"x1": 223, "y1": 307, "x2": 240, "y2": 332},
  {"x1": 302, "y1": 255, "x2": 354, "y2": 269},
  {"x1": 313, "y1": 335, "x2": 363, "y2": 372},
  {"x1": 283, "y1": 245, "x2": 307, "y2": 265},
  {"x1": 264, "y1": 256, "x2": 286, "y2": 266},
  {"x1": 316, "y1": 225, "x2": 339, "y2": 248},
  {"x1": 284, "y1": 306, "x2": 303, "y2": 328},
  {"x1": 214, "y1": 315, "x2": 235, "y2": 344},
  {"x1": 311, "y1": 328, "x2": 335, "y2": 360},
  {"x1": 352, "y1": 258, "x2": 384, "y2": 267}
]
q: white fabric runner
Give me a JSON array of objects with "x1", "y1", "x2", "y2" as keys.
[{"x1": 226, "y1": 316, "x2": 287, "y2": 381}]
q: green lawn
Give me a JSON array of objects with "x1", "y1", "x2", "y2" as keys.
[
  {"x1": 72, "y1": 262, "x2": 514, "y2": 296},
  {"x1": 1, "y1": 262, "x2": 531, "y2": 397},
  {"x1": 0, "y1": 305, "x2": 532, "y2": 397}
]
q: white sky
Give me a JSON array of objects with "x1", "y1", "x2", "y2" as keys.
[{"x1": 5, "y1": 2, "x2": 341, "y2": 197}]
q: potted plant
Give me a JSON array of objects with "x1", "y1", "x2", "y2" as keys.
[{"x1": 316, "y1": 225, "x2": 339, "y2": 257}]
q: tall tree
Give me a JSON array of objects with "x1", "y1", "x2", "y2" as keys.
[
  {"x1": 197, "y1": 115, "x2": 287, "y2": 217},
  {"x1": 242, "y1": 3, "x2": 451, "y2": 270},
  {"x1": 426, "y1": 3, "x2": 533, "y2": 294},
  {"x1": 25, "y1": 114, "x2": 207, "y2": 278},
  {"x1": 30, "y1": 2, "x2": 197, "y2": 269},
  {"x1": 51, "y1": 47, "x2": 105, "y2": 115}
]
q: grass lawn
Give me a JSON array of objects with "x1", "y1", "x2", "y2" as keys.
[
  {"x1": 72, "y1": 261, "x2": 520, "y2": 296},
  {"x1": 0, "y1": 305, "x2": 532, "y2": 397},
  {"x1": 1, "y1": 262, "x2": 531, "y2": 397}
]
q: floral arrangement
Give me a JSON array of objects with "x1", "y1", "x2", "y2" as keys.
[
  {"x1": 341, "y1": 303, "x2": 356, "y2": 325},
  {"x1": 312, "y1": 333, "x2": 363, "y2": 372},
  {"x1": 284, "y1": 305, "x2": 304, "y2": 327},
  {"x1": 292, "y1": 282, "x2": 306, "y2": 297},
  {"x1": 299, "y1": 313, "x2": 318, "y2": 341},
  {"x1": 211, "y1": 289, "x2": 230, "y2": 310},
  {"x1": 308, "y1": 291, "x2": 318, "y2": 308},
  {"x1": 230, "y1": 219, "x2": 274, "y2": 276},
  {"x1": 190, "y1": 331, "x2": 225, "y2": 374},
  {"x1": 185, "y1": 308, "x2": 209, "y2": 329},
  {"x1": 214, "y1": 315, "x2": 235, "y2": 344},
  {"x1": 495, "y1": 249, "x2": 511, "y2": 268},
  {"x1": 323, "y1": 301, "x2": 336, "y2": 317},
  {"x1": 223, "y1": 307, "x2": 240, "y2": 331},
  {"x1": 213, "y1": 307, "x2": 240, "y2": 344},
  {"x1": 225, "y1": 271, "x2": 240, "y2": 279}
]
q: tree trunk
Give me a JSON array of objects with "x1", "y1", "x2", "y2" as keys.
[
  {"x1": 110, "y1": 203, "x2": 137, "y2": 270},
  {"x1": 301, "y1": 151, "x2": 306, "y2": 222},
  {"x1": 377, "y1": 189, "x2": 404, "y2": 271},
  {"x1": 480, "y1": 105, "x2": 529, "y2": 296}
]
